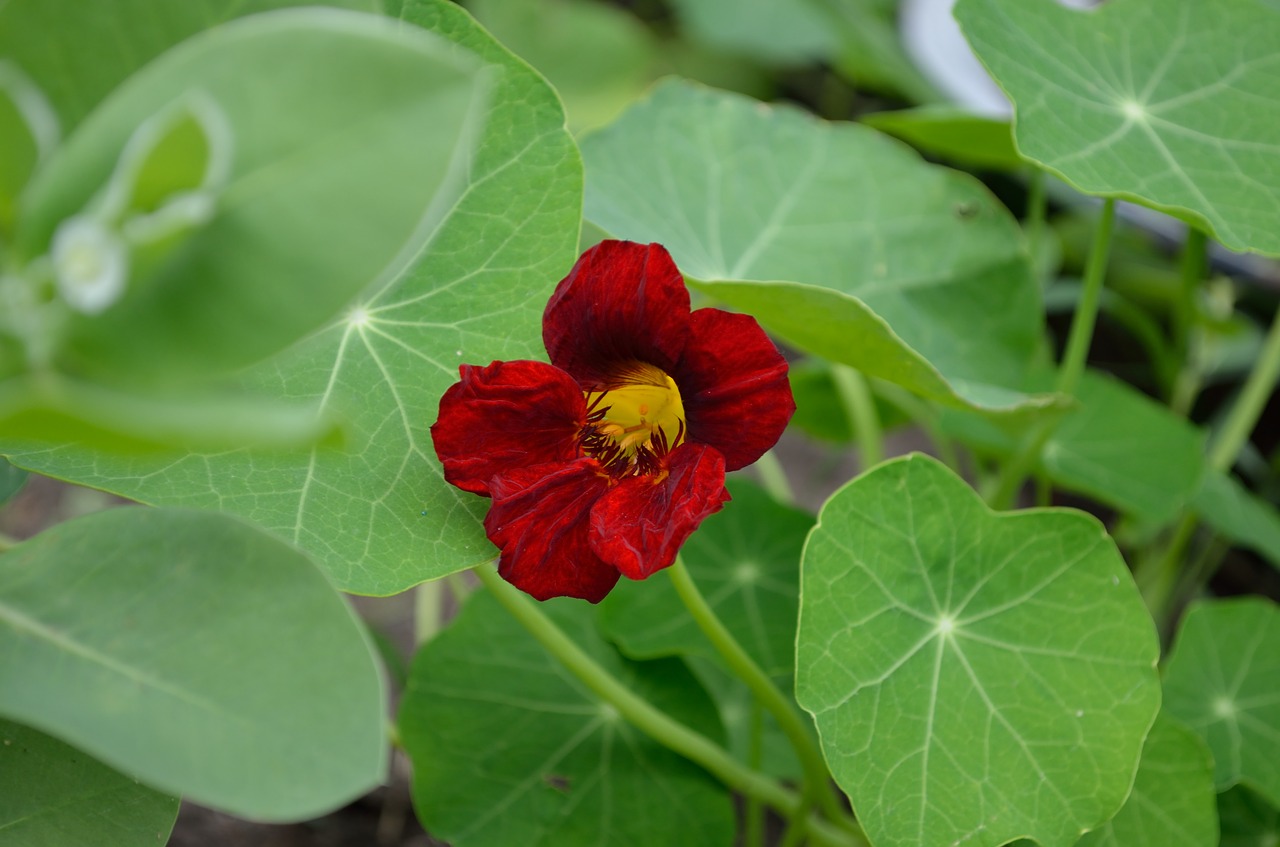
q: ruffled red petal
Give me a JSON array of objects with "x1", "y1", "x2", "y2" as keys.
[
  {"x1": 543, "y1": 241, "x2": 692, "y2": 388},
  {"x1": 431, "y1": 360, "x2": 586, "y2": 496},
  {"x1": 588, "y1": 444, "x2": 729, "y2": 581},
  {"x1": 485, "y1": 459, "x2": 620, "y2": 602},
  {"x1": 674, "y1": 309, "x2": 795, "y2": 472}
]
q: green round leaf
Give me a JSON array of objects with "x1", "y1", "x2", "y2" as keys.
[
  {"x1": 0, "y1": 508, "x2": 386, "y2": 821},
  {"x1": 21, "y1": 8, "x2": 488, "y2": 382},
  {"x1": 0, "y1": 718, "x2": 180, "y2": 847},
  {"x1": 796, "y1": 453, "x2": 1161, "y2": 847},
  {"x1": 581, "y1": 78, "x2": 1061, "y2": 420},
  {"x1": 956, "y1": 0, "x2": 1280, "y2": 255},
  {"x1": 1077, "y1": 713, "x2": 1218, "y2": 847},
  {"x1": 1163, "y1": 597, "x2": 1280, "y2": 807},
  {"x1": 1219, "y1": 785, "x2": 1280, "y2": 847},
  {"x1": 399, "y1": 590, "x2": 734, "y2": 847},
  {"x1": 5, "y1": 0, "x2": 583, "y2": 595}
]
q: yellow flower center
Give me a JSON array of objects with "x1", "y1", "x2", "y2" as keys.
[{"x1": 582, "y1": 362, "x2": 685, "y2": 476}]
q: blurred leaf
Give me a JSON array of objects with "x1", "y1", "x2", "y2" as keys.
[
  {"x1": 19, "y1": 8, "x2": 488, "y2": 383},
  {"x1": 582, "y1": 79, "x2": 1061, "y2": 421},
  {"x1": 1193, "y1": 470, "x2": 1280, "y2": 573},
  {"x1": 0, "y1": 456, "x2": 26, "y2": 506},
  {"x1": 861, "y1": 106, "x2": 1022, "y2": 170},
  {"x1": 0, "y1": 373, "x2": 344, "y2": 453},
  {"x1": 1163, "y1": 597, "x2": 1280, "y2": 807},
  {"x1": 669, "y1": 0, "x2": 838, "y2": 64},
  {"x1": 821, "y1": 0, "x2": 942, "y2": 101},
  {"x1": 0, "y1": 718, "x2": 180, "y2": 846},
  {"x1": 399, "y1": 590, "x2": 734, "y2": 847},
  {"x1": 797, "y1": 454, "x2": 1161, "y2": 847},
  {"x1": 0, "y1": 507, "x2": 386, "y2": 821},
  {"x1": 1219, "y1": 785, "x2": 1280, "y2": 847},
  {"x1": 956, "y1": 0, "x2": 1280, "y2": 255},
  {"x1": 0, "y1": 0, "x2": 377, "y2": 137},
  {"x1": 467, "y1": 0, "x2": 658, "y2": 132},
  {"x1": 1076, "y1": 713, "x2": 1218, "y2": 847},
  {"x1": 5, "y1": 0, "x2": 582, "y2": 595}
]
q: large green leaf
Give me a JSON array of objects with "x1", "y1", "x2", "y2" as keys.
[
  {"x1": 0, "y1": 718, "x2": 180, "y2": 846},
  {"x1": 796, "y1": 453, "x2": 1161, "y2": 847},
  {"x1": 1192, "y1": 470, "x2": 1280, "y2": 573},
  {"x1": 581, "y1": 79, "x2": 1060, "y2": 419},
  {"x1": 0, "y1": 0, "x2": 376, "y2": 138},
  {"x1": 1076, "y1": 713, "x2": 1218, "y2": 847},
  {"x1": 956, "y1": 0, "x2": 1280, "y2": 255},
  {"x1": 6, "y1": 0, "x2": 582, "y2": 595},
  {"x1": 0, "y1": 508, "x2": 386, "y2": 821},
  {"x1": 1163, "y1": 597, "x2": 1280, "y2": 807},
  {"x1": 399, "y1": 590, "x2": 735, "y2": 847},
  {"x1": 17, "y1": 7, "x2": 487, "y2": 383}
]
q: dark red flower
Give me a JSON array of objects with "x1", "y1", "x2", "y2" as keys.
[{"x1": 431, "y1": 241, "x2": 795, "y2": 602}]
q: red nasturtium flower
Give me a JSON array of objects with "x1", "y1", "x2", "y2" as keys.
[{"x1": 430, "y1": 240, "x2": 795, "y2": 602}]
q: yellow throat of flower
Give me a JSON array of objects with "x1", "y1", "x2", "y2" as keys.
[{"x1": 584, "y1": 362, "x2": 686, "y2": 474}]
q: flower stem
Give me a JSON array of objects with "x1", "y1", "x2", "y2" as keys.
[
  {"x1": 832, "y1": 365, "x2": 883, "y2": 469},
  {"x1": 472, "y1": 562, "x2": 862, "y2": 847},
  {"x1": 988, "y1": 198, "x2": 1117, "y2": 510},
  {"x1": 745, "y1": 701, "x2": 765, "y2": 847},
  {"x1": 755, "y1": 449, "x2": 797, "y2": 507},
  {"x1": 667, "y1": 557, "x2": 864, "y2": 841}
]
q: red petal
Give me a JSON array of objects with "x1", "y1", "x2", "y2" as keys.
[
  {"x1": 485, "y1": 459, "x2": 619, "y2": 603},
  {"x1": 543, "y1": 241, "x2": 691, "y2": 387},
  {"x1": 589, "y1": 444, "x2": 729, "y2": 581},
  {"x1": 674, "y1": 309, "x2": 795, "y2": 472},
  {"x1": 431, "y1": 360, "x2": 586, "y2": 496}
]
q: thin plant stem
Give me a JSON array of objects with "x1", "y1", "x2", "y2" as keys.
[
  {"x1": 872, "y1": 380, "x2": 960, "y2": 471},
  {"x1": 779, "y1": 791, "x2": 817, "y2": 847},
  {"x1": 989, "y1": 198, "x2": 1117, "y2": 510},
  {"x1": 755, "y1": 449, "x2": 797, "y2": 506},
  {"x1": 472, "y1": 562, "x2": 863, "y2": 847},
  {"x1": 1026, "y1": 168, "x2": 1047, "y2": 280},
  {"x1": 745, "y1": 702, "x2": 765, "y2": 847},
  {"x1": 1173, "y1": 228, "x2": 1208, "y2": 375},
  {"x1": 667, "y1": 557, "x2": 865, "y2": 841},
  {"x1": 413, "y1": 579, "x2": 445, "y2": 646},
  {"x1": 831, "y1": 365, "x2": 883, "y2": 469}
]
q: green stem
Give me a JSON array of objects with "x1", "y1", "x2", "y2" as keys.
[
  {"x1": 745, "y1": 702, "x2": 765, "y2": 847},
  {"x1": 1173, "y1": 228, "x2": 1208, "y2": 372},
  {"x1": 413, "y1": 579, "x2": 444, "y2": 646},
  {"x1": 667, "y1": 558, "x2": 866, "y2": 842},
  {"x1": 1207, "y1": 304, "x2": 1280, "y2": 473},
  {"x1": 779, "y1": 792, "x2": 817, "y2": 847},
  {"x1": 1026, "y1": 168, "x2": 1047, "y2": 281},
  {"x1": 872, "y1": 380, "x2": 959, "y2": 471},
  {"x1": 988, "y1": 199, "x2": 1117, "y2": 510},
  {"x1": 755, "y1": 449, "x2": 797, "y2": 507},
  {"x1": 832, "y1": 365, "x2": 883, "y2": 469},
  {"x1": 472, "y1": 563, "x2": 861, "y2": 847}
]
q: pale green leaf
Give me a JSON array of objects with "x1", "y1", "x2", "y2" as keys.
[
  {"x1": 955, "y1": 0, "x2": 1280, "y2": 255},
  {"x1": 581, "y1": 79, "x2": 1061, "y2": 420},
  {"x1": 20, "y1": 8, "x2": 488, "y2": 382},
  {"x1": 0, "y1": 718, "x2": 180, "y2": 847},
  {"x1": 797, "y1": 453, "x2": 1161, "y2": 847},
  {"x1": 1192, "y1": 470, "x2": 1280, "y2": 573},
  {"x1": 1163, "y1": 597, "x2": 1280, "y2": 807},
  {"x1": 0, "y1": 508, "x2": 386, "y2": 821},
  {"x1": 1076, "y1": 713, "x2": 1218, "y2": 847},
  {"x1": 399, "y1": 590, "x2": 734, "y2": 847},
  {"x1": 0, "y1": 0, "x2": 377, "y2": 137},
  {"x1": 5, "y1": 0, "x2": 582, "y2": 595}
]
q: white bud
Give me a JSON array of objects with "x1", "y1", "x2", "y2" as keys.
[{"x1": 51, "y1": 216, "x2": 128, "y2": 314}]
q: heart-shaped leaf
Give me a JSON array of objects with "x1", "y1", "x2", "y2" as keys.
[{"x1": 796, "y1": 453, "x2": 1161, "y2": 847}]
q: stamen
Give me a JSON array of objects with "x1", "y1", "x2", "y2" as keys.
[{"x1": 578, "y1": 361, "x2": 685, "y2": 478}]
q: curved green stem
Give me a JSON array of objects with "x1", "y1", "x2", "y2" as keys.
[
  {"x1": 755, "y1": 449, "x2": 797, "y2": 507},
  {"x1": 832, "y1": 365, "x2": 883, "y2": 469},
  {"x1": 472, "y1": 563, "x2": 861, "y2": 847},
  {"x1": 1207, "y1": 303, "x2": 1280, "y2": 473},
  {"x1": 667, "y1": 557, "x2": 866, "y2": 841},
  {"x1": 745, "y1": 701, "x2": 765, "y2": 847},
  {"x1": 988, "y1": 198, "x2": 1116, "y2": 510}
]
